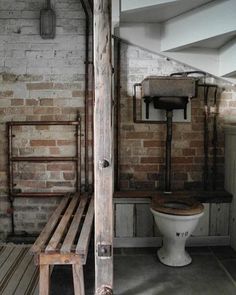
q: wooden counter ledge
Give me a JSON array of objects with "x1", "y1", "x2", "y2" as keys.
[{"x1": 114, "y1": 190, "x2": 233, "y2": 203}]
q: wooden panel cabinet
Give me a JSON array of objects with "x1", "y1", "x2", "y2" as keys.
[{"x1": 225, "y1": 126, "x2": 236, "y2": 250}]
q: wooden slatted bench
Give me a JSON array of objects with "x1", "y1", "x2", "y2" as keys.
[{"x1": 30, "y1": 193, "x2": 94, "y2": 295}]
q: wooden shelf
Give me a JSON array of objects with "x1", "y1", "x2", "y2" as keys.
[{"x1": 114, "y1": 190, "x2": 233, "y2": 203}]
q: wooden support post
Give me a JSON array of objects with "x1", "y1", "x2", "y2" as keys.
[
  {"x1": 39, "y1": 264, "x2": 50, "y2": 295},
  {"x1": 94, "y1": 0, "x2": 114, "y2": 294},
  {"x1": 72, "y1": 264, "x2": 85, "y2": 295}
]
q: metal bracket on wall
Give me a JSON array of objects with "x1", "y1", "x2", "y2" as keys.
[{"x1": 97, "y1": 244, "x2": 112, "y2": 257}]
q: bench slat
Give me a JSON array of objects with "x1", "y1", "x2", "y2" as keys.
[
  {"x1": 76, "y1": 198, "x2": 94, "y2": 263},
  {"x1": 46, "y1": 194, "x2": 79, "y2": 252},
  {"x1": 31, "y1": 194, "x2": 71, "y2": 253},
  {"x1": 61, "y1": 197, "x2": 88, "y2": 254}
]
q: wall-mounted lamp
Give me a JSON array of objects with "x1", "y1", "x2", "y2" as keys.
[{"x1": 40, "y1": 0, "x2": 56, "y2": 39}]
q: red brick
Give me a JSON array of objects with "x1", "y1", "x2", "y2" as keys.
[
  {"x1": 63, "y1": 172, "x2": 75, "y2": 180},
  {"x1": 132, "y1": 164, "x2": 159, "y2": 172},
  {"x1": 11, "y1": 99, "x2": 24, "y2": 106},
  {"x1": 190, "y1": 140, "x2": 203, "y2": 147},
  {"x1": 172, "y1": 157, "x2": 193, "y2": 164},
  {"x1": 26, "y1": 99, "x2": 38, "y2": 106},
  {"x1": 26, "y1": 82, "x2": 53, "y2": 90},
  {"x1": 126, "y1": 132, "x2": 154, "y2": 139},
  {"x1": 33, "y1": 107, "x2": 60, "y2": 114},
  {"x1": 72, "y1": 90, "x2": 83, "y2": 97},
  {"x1": 30, "y1": 140, "x2": 56, "y2": 146},
  {"x1": 140, "y1": 157, "x2": 164, "y2": 164},
  {"x1": 143, "y1": 140, "x2": 165, "y2": 147},
  {"x1": 182, "y1": 149, "x2": 196, "y2": 156},
  {"x1": 57, "y1": 140, "x2": 75, "y2": 146},
  {"x1": 40, "y1": 98, "x2": 54, "y2": 106},
  {"x1": 47, "y1": 163, "x2": 74, "y2": 171},
  {"x1": 0, "y1": 91, "x2": 13, "y2": 97}
]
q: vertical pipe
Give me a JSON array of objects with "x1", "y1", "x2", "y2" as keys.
[
  {"x1": 80, "y1": 0, "x2": 90, "y2": 192},
  {"x1": 94, "y1": 0, "x2": 113, "y2": 293},
  {"x1": 203, "y1": 86, "x2": 209, "y2": 190},
  {"x1": 7, "y1": 123, "x2": 15, "y2": 234},
  {"x1": 84, "y1": 9, "x2": 89, "y2": 192},
  {"x1": 165, "y1": 110, "x2": 173, "y2": 193},
  {"x1": 114, "y1": 37, "x2": 121, "y2": 190},
  {"x1": 75, "y1": 114, "x2": 80, "y2": 193},
  {"x1": 212, "y1": 87, "x2": 218, "y2": 190}
]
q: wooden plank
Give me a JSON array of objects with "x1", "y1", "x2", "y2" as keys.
[
  {"x1": 76, "y1": 198, "x2": 94, "y2": 262},
  {"x1": 135, "y1": 204, "x2": 154, "y2": 237},
  {"x1": 72, "y1": 264, "x2": 85, "y2": 295},
  {"x1": 2, "y1": 250, "x2": 32, "y2": 295},
  {"x1": 94, "y1": 0, "x2": 114, "y2": 292},
  {"x1": 32, "y1": 284, "x2": 39, "y2": 295},
  {"x1": 39, "y1": 264, "x2": 50, "y2": 295},
  {"x1": 210, "y1": 203, "x2": 230, "y2": 236},
  {"x1": 61, "y1": 197, "x2": 88, "y2": 253},
  {"x1": 193, "y1": 203, "x2": 210, "y2": 236},
  {"x1": 39, "y1": 253, "x2": 80, "y2": 265},
  {"x1": 115, "y1": 204, "x2": 134, "y2": 238},
  {"x1": 0, "y1": 246, "x2": 14, "y2": 266},
  {"x1": 0, "y1": 247, "x2": 26, "y2": 290},
  {"x1": 31, "y1": 195, "x2": 70, "y2": 253},
  {"x1": 46, "y1": 194, "x2": 79, "y2": 252},
  {"x1": 14, "y1": 256, "x2": 39, "y2": 295},
  {"x1": 229, "y1": 152, "x2": 236, "y2": 250}
]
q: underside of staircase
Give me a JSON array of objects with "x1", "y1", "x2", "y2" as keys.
[{"x1": 113, "y1": 0, "x2": 236, "y2": 84}]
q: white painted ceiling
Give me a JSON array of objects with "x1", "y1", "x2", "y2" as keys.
[{"x1": 121, "y1": 0, "x2": 214, "y2": 23}]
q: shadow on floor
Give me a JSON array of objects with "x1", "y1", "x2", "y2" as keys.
[{"x1": 51, "y1": 246, "x2": 236, "y2": 295}]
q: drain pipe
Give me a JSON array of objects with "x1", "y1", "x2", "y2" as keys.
[
  {"x1": 80, "y1": 0, "x2": 91, "y2": 192},
  {"x1": 165, "y1": 110, "x2": 173, "y2": 193},
  {"x1": 203, "y1": 85, "x2": 210, "y2": 190},
  {"x1": 212, "y1": 87, "x2": 219, "y2": 190},
  {"x1": 114, "y1": 37, "x2": 121, "y2": 190}
]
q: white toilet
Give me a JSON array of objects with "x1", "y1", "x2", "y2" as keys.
[{"x1": 150, "y1": 196, "x2": 204, "y2": 267}]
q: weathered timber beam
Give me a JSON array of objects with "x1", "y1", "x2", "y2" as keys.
[{"x1": 94, "y1": 0, "x2": 114, "y2": 294}]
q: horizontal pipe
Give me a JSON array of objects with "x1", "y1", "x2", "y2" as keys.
[
  {"x1": 7, "y1": 121, "x2": 80, "y2": 126},
  {"x1": 12, "y1": 192, "x2": 67, "y2": 197},
  {"x1": 11, "y1": 156, "x2": 79, "y2": 162}
]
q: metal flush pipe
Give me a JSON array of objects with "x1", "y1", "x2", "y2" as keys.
[
  {"x1": 165, "y1": 110, "x2": 173, "y2": 193},
  {"x1": 80, "y1": 0, "x2": 91, "y2": 192}
]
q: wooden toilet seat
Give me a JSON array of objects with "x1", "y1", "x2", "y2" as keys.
[{"x1": 151, "y1": 196, "x2": 204, "y2": 216}]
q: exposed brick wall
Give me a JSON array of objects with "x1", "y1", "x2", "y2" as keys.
[
  {"x1": 1, "y1": 1, "x2": 236, "y2": 239},
  {"x1": 0, "y1": 0, "x2": 93, "y2": 238},
  {"x1": 118, "y1": 43, "x2": 236, "y2": 191}
]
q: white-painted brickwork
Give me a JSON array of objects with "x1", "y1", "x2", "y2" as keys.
[{"x1": 0, "y1": 0, "x2": 92, "y2": 239}]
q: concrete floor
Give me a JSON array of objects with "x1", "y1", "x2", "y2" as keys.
[{"x1": 51, "y1": 246, "x2": 236, "y2": 295}]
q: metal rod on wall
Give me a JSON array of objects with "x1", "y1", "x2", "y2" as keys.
[{"x1": 114, "y1": 37, "x2": 121, "y2": 190}]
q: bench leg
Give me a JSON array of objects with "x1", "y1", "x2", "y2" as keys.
[
  {"x1": 72, "y1": 264, "x2": 85, "y2": 295},
  {"x1": 39, "y1": 264, "x2": 50, "y2": 295}
]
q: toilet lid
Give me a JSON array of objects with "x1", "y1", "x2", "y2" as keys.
[{"x1": 151, "y1": 196, "x2": 204, "y2": 216}]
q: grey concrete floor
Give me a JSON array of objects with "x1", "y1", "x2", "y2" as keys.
[{"x1": 51, "y1": 246, "x2": 236, "y2": 295}]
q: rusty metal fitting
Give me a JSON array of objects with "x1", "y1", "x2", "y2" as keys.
[{"x1": 96, "y1": 286, "x2": 113, "y2": 295}]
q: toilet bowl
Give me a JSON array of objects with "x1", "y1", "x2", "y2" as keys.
[{"x1": 150, "y1": 197, "x2": 204, "y2": 267}]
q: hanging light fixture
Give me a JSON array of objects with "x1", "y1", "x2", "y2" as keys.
[{"x1": 40, "y1": 0, "x2": 56, "y2": 39}]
